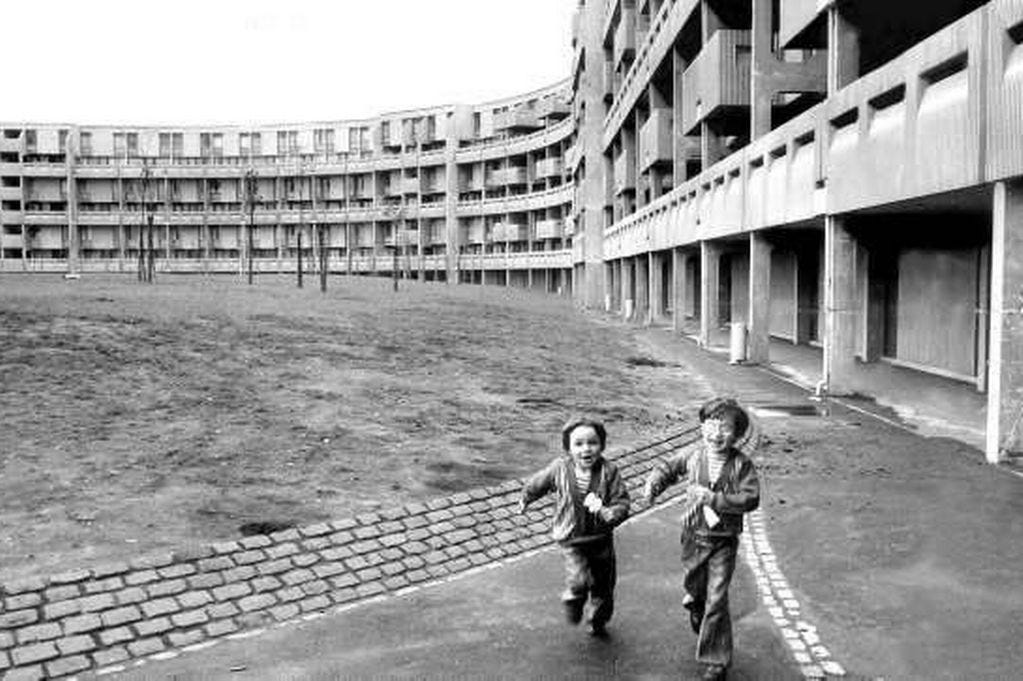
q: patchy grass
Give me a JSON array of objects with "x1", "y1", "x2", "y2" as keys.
[{"x1": 0, "y1": 273, "x2": 698, "y2": 580}]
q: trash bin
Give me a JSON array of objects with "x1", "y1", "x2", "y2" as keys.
[{"x1": 729, "y1": 322, "x2": 747, "y2": 364}]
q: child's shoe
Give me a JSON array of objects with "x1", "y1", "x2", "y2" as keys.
[
  {"x1": 564, "y1": 599, "x2": 584, "y2": 625},
  {"x1": 700, "y1": 665, "x2": 727, "y2": 681}
]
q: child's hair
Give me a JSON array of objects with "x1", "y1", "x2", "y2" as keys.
[
  {"x1": 698, "y1": 397, "x2": 750, "y2": 439},
  {"x1": 561, "y1": 418, "x2": 607, "y2": 452}
]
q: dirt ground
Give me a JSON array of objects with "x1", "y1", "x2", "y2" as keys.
[{"x1": 0, "y1": 273, "x2": 708, "y2": 582}]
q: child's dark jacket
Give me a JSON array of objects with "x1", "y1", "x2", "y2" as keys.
[
  {"x1": 521, "y1": 455, "x2": 630, "y2": 546},
  {"x1": 645, "y1": 447, "x2": 760, "y2": 537}
]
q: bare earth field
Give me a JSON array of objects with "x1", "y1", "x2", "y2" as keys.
[{"x1": 0, "y1": 273, "x2": 707, "y2": 582}]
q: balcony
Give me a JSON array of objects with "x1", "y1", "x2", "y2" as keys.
[
  {"x1": 680, "y1": 30, "x2": 752, "y2": 135},
  {"x1": 1, "y1": 187, "x2": 22, "y2": 201},
  {"x1": 1, "y1": 232, "x2": 24, "y2": 249},
  {"x1": 486, "y1": 167, "x2": 528, "y2": 187},
  {"x1": 614, "y1": 148, "x2": 636, "y2": 195},
  {"x1": 535, "y1": 219, "x2": 564, "y2": 240},
  {"x1": 639, "y1": 107, "x2": 673, "y2": 171},
  {"x1": 0, "y1": 137, "x2": 22, "y2": 153},
  {"x1": 494, "y1": 108, "x2": 543, "y2": 132},
  {"x1": 492, "y1": 222, "x2": 529, "y2": 242},
  {"x1": 535, "y1": 157, "x2": 564, "y2": 178},
  {"x1": 400, "y1": 177, "x2": 421, "y2": 195},
  {"x1": 537, "y1": 98, "x2": 571, "y2": 120},
  {"x1": 613, "y1": 8, "x2": 636, "y2": 69}
]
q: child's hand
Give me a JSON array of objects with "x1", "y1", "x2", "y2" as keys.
[
  {"x1": 583, "y1": 492, "x2": 603, "y2": 514},
  {"x1": 517, "y1": 499, "x2": 528, "y2": 514},
  {"x1": 642, "y1": 480, "x2": 657, "y2": 505},
  {"x1": 690, "y1": 485, "x2": 713, "y2": 505}
]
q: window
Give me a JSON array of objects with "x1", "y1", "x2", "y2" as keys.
[
  {"x1": 58, "y1": 130, "x2": 68, "y2": 154},
  {"x1": 79, "y1": 132, "x2": 92, "y2": 156},
  {"x1": 159, "y1": 132, "x2": 183, "y2": 159},
  {"x1": 277, "y1": 130, "x2": 298, "y2": 155},
  {"x1": 200, "y1": 132, "x2": 224, "y2": 159},
  {"x1": 127, "y1": 133, "x2": 138, "y2": 157},
  {"x1": 113, "y1": 133, "x2": 125, "y2": 158},
  {"x1": 24, "y1": 130, "x2": 37, "y2": 153},
  {"x1": 314, "y1": 128, "x2": 335, "y2": 154},
  {"x1": 240, "y1": 132, "x2": 263, "y2": 157}
]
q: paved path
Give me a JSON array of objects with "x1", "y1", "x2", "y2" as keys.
[{"x1": 109, "y1": 502, "x2": 800, "y2": 681}]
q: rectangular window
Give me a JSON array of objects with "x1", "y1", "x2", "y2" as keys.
[
  {"x1": 314, "y1": 128, "x2": 335, "y2": 154},
  {"x1": 79, "y1": 132, "x2": 92, "y2": 156},
  {"x1": 172, "y1": 132, "x2": 183, "y2": 158},
  {"x1": 58, "y1": 130, "x2": 68, "y2": 154},
  {"x1": 159, "y1": 133, "x2": 171, "y2": 158},
  {"x1": 200, "y1": 133, "x2": 223, "y2": 159},
  {"x1": 25, "y1": 130, "x2": 37, "y2": 153},
  {"x1": 239, "y1": 133, "x2": 250, "y2": 157},
  {"x1": 113, "y1": 132, "x2": 126, "y2": 157},
  {"x1": 127, "y1": 132, "x2": 138, "y2": 157},
  {"x1": 250, "y1": 132, "x2": 261, "y2": 156}
]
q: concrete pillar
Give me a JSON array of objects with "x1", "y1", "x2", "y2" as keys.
[
  {"x1": 750, "y1": 0, "x2": 774, "y2": 139},
  {"x1": 672, "y1": 48, "x2": 690, "y2": 186},
  {"x1": 827, "y1": 5, "x2": 860, "y2": 95},
  {"x1": 700, "y1": 241, "x2": 721, "y2": 347},
  {"x1": 986, "y1": 181, "x2": 1023, "y2": 463},
  {"x1": 672, "y1": 248, "x2": 687, "y2": 332},
  {"x1": 748, "y1": 231, "x2": 772, "y2": 364},
  {"x1": 602, "y1": 262, "x2": 611, "y2": 306},
  {"x1": 648, "y1": 252, "x2": 661, "y2": 323},
  {"x1": 614, "y1": 259, "x2": 624, "y2": 311},
  {"x1": 622, "y1": 258, "x2": 634, "y2": 320},
  {"x1": 823, "y1": 216, "x2": 859, "y2": 394},
  {"x1": 636, "y1": 255, "x2": 650, "y2": 325}
]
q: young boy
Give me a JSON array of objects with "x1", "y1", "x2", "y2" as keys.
[
  {"x1": 643, "y1": 398, "x2": 760, "y2": 681},
  {"x1": 519, "y1": 418, "x2": 630, "y2": 636}
]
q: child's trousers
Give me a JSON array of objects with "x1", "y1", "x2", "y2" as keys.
[
  {"x1": 680, "y1": 534, "x2": 739, "y2": 668},
  {"x1": 560, "y1": 536, "x2": 616, "y2": 627}
]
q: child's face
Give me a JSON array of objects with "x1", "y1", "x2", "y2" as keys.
[
  {"x1": 701, "y1": 417, "x2": 738, "y2": 454},
  {"x1": 568, "y1": 425, "x2": 603, "y2": 470}
]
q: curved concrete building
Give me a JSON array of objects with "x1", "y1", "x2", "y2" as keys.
[{"x1": 4, "y1": 0, "x2": 1023, "y2": 462}]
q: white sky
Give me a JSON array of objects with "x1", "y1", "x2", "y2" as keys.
[{"x1": 3, "y1": 0, "x2": 575, "y2": 126}]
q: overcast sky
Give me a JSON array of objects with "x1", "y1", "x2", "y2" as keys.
[{"x1": 3, "y1": 0, "x2": 575, "y2": 126}]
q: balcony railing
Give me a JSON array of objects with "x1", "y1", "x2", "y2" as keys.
[{"x1": 535, "y1": 218, "x2": 564, "y2": 240}]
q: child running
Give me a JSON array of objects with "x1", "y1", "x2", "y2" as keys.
[
  {"x1": 643, "y1": 397, "x2": 760, "y2": 681},
  {"x1": 519, "y1": 417, "x2": 630, "y2": 636}
]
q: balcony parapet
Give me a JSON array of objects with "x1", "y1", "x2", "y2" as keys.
[{"x1": 680, "y1": 30, "x2": 752, "y2": 135}]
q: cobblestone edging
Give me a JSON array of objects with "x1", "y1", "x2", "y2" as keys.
[
  {"x1": 0, "y1": 427, "x2": 700, "y2": 680},
  {"x1": 742, "y1": 511, "x2": 846, "y2": 679}
]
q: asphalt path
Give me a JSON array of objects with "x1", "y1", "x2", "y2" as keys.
[{"x1": 110, "y1": 502, "x2": 799, "y2": 681}]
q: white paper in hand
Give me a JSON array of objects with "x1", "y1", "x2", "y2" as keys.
[{"x1": 702, "y1": 505, "x2": 720, "y2": 528}]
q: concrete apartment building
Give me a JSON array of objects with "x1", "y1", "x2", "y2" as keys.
[{"x1": 3, "y1": 0, "x2": 1023, "y2": 463}]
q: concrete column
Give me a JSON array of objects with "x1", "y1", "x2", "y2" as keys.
[
  {"x1": 700, "y1": 241, "x2": 721, "y2": 347},
  {"x1": 986, "y1": 181, "x2": 1023, "y2": 463},
  {"x1": 622, "y1": 258, "x2": 634, "y2": 320},
  {"x1": 672, "y1": 48, "x2": 690, "y2": 186},
  {"x1": 823, "y1": 215, "x2": 859, "y2": 394},
  {"x1": 701, "y1": 121, "x2": 728, "y2": 169},
  {"x1": 750, "y1": 0, "x2": 774, "y2": 139},
  {"x1": 672, "y1": 248, "x2": 685, "y2": 331},
  {"x1": 604, "y1": 262, "x2": 614, "y2": 311},
  {"x1": 614, "y1": 259, "x2": 624, "y2": 311},
  {"x1": 636, "y1": 255, "x2": 650, "y2": 325},
  {"x1": 647, "y1": 252, "x2": 660, "y2": 323},
  {"x1": 827, "y1": 5, "x2": 860, "y2": 95},
  {"x1": 748, "y1": 231, "x2": 772, "y2": 364}
]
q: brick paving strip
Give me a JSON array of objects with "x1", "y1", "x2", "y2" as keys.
[{"x1": 0, "y1": 424, "x2": 844, "y2": 680}]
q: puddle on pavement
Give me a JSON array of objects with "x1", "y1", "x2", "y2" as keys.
[
  {"x1": 238, "y1": 520, "x2": 297, "y2": 536},
  {"x1": 750, "y1": 403, "x2": 827, "y2": 418}
]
